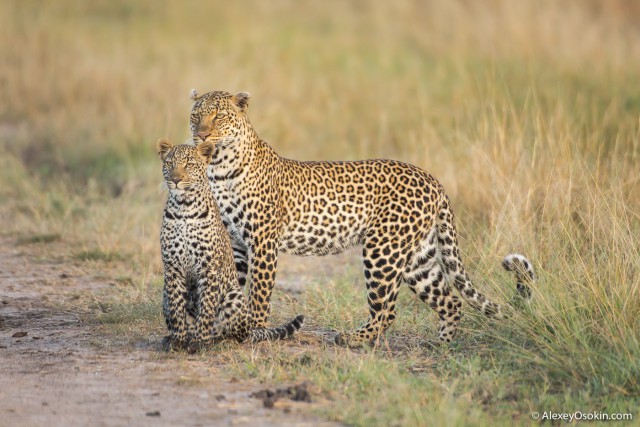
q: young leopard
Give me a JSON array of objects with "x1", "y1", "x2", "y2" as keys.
[
  {"x1": 188, "y1": 89, "x2": 535, "y2": 347},
  {"x1": 157, "y1": 138, "x2": 304, "y2": 351}
]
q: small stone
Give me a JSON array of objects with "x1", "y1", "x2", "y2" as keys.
[
  {"x1": 145, "y1": 411, "x2": 161, "y2": 417},
  {"x1": 215, "y1": 394, "x2": 225, "y2": 401},
  {"x1": 12, "y1": 331, "x2": 27, "y2": 338}
]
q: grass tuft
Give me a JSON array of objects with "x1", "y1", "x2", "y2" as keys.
[
  {"x1": 17, "y1": 233, "x2": 61, "y2": 245},
  {"x1": 73, "y1": 249, "x2": 126, "y2": 263}
]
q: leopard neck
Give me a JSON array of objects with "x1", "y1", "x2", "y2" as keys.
[
  {"x1": 209, "y1": 125, "x2": 278, "y2": 177},
  {"x1": 165, "y1": 183, "x2": 216, "y2": 217}
]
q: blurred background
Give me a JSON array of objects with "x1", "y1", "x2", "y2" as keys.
[{"x1": 1, "y1": 0, "x2": 639, "y2": 281}]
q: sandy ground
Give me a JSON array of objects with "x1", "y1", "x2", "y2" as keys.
[{"x1": 0, "y1": 238, "x2": 353, "y2": 427}]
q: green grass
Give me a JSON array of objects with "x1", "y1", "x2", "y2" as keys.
[
  {"x1": 16, "y1": 233, "x2": 61, "y2": 245},
  {"x1": 88, "y1": 271, "x2": 638, "y2": 426},
  {"x1": 73, "y1": 249, "x2": 127, "y2": 263},
  {"x1": 1, "y1": 0, "x2": 639, "y2": 425}
]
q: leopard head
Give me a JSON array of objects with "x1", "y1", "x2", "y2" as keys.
[
  {"x1": 156, "y1": 138, "x2": 215, "y2": 192},
  {"x1": 189, "y1": 90, "x2": 252, "y2": 146}
]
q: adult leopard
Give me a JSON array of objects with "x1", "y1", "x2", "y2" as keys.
[{"x1": 188, "y1": 90, "x2": 534, "y2": 347}]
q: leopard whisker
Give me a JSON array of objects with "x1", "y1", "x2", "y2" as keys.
[
  {"x1": 185, "y1": 136, "x2": 198, "y2": 146},
  {"x1": 157, "y1": 181, "x2": 169, "y2": 193}
]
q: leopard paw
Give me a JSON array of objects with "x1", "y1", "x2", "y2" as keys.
[
  {"x1": 161, "y1": 335, "x2": 190, "y2": 352},
  {"x1": 335, "y1": 332, "x2": 369, "y2": 348},
  {"x1": 186, "y1": 338, "x2": 215, "y2": 354}
]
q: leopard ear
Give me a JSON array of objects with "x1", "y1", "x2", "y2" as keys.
[
  {"x1": 190, "y1": 89, "x2": 199, "y2": 100},
  {"x1": 197, "y1": 140, "x2": 215, "y2": 163},
  {"x1": 233, "y1": 92, "x2": 250, "y2": 112},
  {"x1": 156, "y1": 138, "x2": 173, "y2": 161}
]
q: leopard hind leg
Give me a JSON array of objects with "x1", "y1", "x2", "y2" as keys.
[
  {"x1": 215, "y1": 288, "x2": 251, "y2": 342},
  {"x1": 404, "y1": 227, "x2": 462, "y2": 342},
  {"x1": 335, "y1": 234, "x2": 407, "y2": 348}
]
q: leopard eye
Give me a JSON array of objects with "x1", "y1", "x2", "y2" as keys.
[{"x1": 216, "y1": 111, "x2": 227, "y2": 119}]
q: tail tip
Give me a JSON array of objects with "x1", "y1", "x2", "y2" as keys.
[
  {"x1": 503, "y1": 253, "x2": 535, "y2": 300},
  {"x1": 502, "y1": 254, "x2": 535, "y2": 278}
]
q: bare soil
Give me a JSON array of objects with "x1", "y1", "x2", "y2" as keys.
[{"x1": 0, "y1": 238, "x2": 345, "y2": 427}]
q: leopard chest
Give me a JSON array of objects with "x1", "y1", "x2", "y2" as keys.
[
  {"x1": 207, "y1": 172, "x2": 254, "y2": 243},
  {"x1": 160, "y1": 213, "x2": 219, "y2": 268}
]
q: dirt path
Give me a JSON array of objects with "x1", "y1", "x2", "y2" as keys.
[{"x1": 0, "y1": 238, "x2": 346, "y2": 427}]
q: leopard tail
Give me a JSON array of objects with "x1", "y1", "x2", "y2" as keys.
[
  {"x1": 502, "y1": 253, "x2": 535, "y2": 299},
  {"x1": 249, "y1": 314, "x2": 304, "y2": 342},
  {"x1": 436, "y1": 196, "x2": 535, "y2": 318}
]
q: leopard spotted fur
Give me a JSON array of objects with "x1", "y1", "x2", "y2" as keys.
[
  {"x1": 157, "y1": 138, "x2": 303, "y2": 351},
  {"x1": 188, "y1": 90, "x2": 534, "y2": 347}
]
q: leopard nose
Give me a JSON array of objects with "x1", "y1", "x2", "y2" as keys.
[
  {"x1": 170, "y1": 172, "x2": 182, "y2": 184},
  {"x1": 197, "y1": 132, "x2": 210, "y2": 141}
]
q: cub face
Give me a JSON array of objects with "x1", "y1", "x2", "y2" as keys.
[
  {"x1": 189, "y1": 90, "x2": 250, "y2": 145},
  {"x1": 156, "y1": 138, "x2": 215, "y2": 193}
]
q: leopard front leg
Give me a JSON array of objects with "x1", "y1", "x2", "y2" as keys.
[
  {"x1": 189, "y1": 272, "x2": 222, "y2": 350},
  {"x1": 231, "y1": 238, "x2": 249, "y2": 288},
  {"x1": 162, "y1": 265, "x2": 190, "y2": 351},
  {"x1": 247, "y1": 239, "x2": 279, "y2": 328}
]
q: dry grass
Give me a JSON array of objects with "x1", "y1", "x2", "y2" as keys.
[{"x1": 1, "y1": 0, "x2": 639, "y2": 425}]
